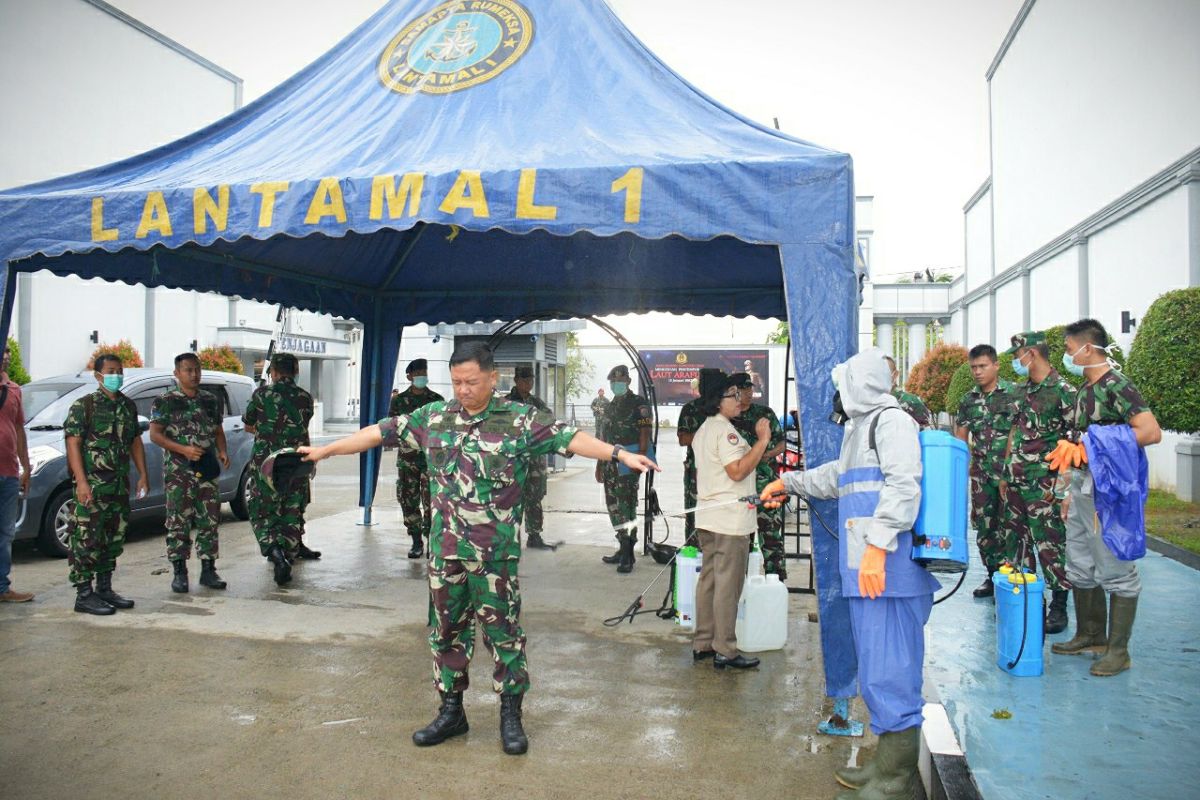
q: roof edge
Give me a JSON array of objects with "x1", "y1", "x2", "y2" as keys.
[
  {"x1": 963, "y1": 177, "x2": 992, "y2": 213},
  {"x1": 83, "y1": 0, "x2": 243, "y2": 103},
  {"x1": 986, "y1": 0, "x2": 1037, "y2": 81}
]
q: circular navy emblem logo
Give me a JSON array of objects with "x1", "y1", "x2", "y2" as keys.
[{"x1": 378, "y1": 1, "x2": 535, "y2": 95}]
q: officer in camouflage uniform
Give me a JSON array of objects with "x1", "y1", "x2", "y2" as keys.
[
  {"x1": 885, "y1": 356, "x2": 933, "y2": 429},
  {"x1": 590, "y1": 388, "x2": 610, "y2": 439},
  {"x1": 1001, "y1": 331, "x2": 1076, "y2": 633},
  {"x1": 1053, "y1": 319, "x2": 1161, "y2": 676},
  {"x1": 505, "y1": 365, "x2": 553, "y2": 550},
  {"x1": 150, "y1": 352, "x2": 230, "y2": 593},
  {"x1": 677, "y1": 368, "x2": 725, "y2": 547},
  {"x1": 389, "y1": 358, "x2": 444, "y2": 558},
  {"x1": 301, "y1": 342, "x2": 657, "y2": 755},
  {"x1": 730, "y1": 372, "x2": 788, "y2": 579},
  {"x1": 954, "y1": 344, "x2": 1016, "y2": 598},
  {"x1": 63, "y1": 354, "x2": 149, "y2": 615},
  {"x1": 243, "y1": 353, "x2": 316, "y2": 585},
  {"x1": 596, "y1": 364, "x2": 652, "y2": 573}
]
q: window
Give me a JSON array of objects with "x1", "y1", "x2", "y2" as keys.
[
  {"x1": 199, "y1": 384, "x2": 233, "y2": 418},
  {"x1": 225, "y1": 381, "x2": 253, "y2": 416},
  {"x1": 127, "y1": 381, "x2": 174, "y2": 419}
]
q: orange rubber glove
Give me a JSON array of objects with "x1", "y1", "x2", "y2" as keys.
[
  {"x1": 858, "y1": 545, "x2": 888, "y2": 599},
  {"x1": 1045, "y1": 439, "x2": 1087, "y2": 474},
  {"x1": 760, "y1": 478, "x2": 788, "y2": 509}
]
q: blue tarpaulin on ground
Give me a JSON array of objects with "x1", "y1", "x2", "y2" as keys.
[{"x1": 0, "y1": 0, "x2": 858, "y2": 698}]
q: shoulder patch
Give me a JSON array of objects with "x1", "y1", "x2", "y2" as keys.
[{"x1": 727, "y1": 432, "x2": 739, "y2": 444}]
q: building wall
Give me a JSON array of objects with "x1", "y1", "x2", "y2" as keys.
[
  {"x1": 964, "y1": 189, "x2": 993, "y2": 293},
  {"x1": 989, "y1": 0, "x2": 1200, "y2": 272}
]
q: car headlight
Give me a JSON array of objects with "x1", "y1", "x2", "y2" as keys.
[{"x1": 28, "y1": 445, "x2": 63, "y2": 476}]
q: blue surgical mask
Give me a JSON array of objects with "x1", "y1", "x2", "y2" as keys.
[
  {"x1": 610, "y1": 381, "x2": 628, "y2": 396},
  {"x1": 1061, "y1": 344, "x2": 1089, "y2": 377},
  {"x1": 413, "y1": 376, "x2": 429, "y2": 389},
  {"x1": 101, "y1": 374, "x2": 124, "y2": 392},
  {"x1": 1012, "y1": 354, "x2": 1029, "y2": 377}
]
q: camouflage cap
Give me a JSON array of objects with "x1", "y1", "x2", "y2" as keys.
[
  {"x1": 514, "y1": 365, "x2": 534, "y2": 379},
  {"x1": 269, "y1": 352, "x2": 299, "y2": 371},
  {"x1": 260, "y1": 447, "x2": 315, "y2": 494},
  {"x1": 607, "y1": 364, "x2": 630, "y2": 381},
  {"x1": 1005, "y1": 331, "x2": 1047, "y2": 354}
]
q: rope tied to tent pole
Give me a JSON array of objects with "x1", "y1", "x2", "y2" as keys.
[{"x1": 151, "y1": 249, "x2": 160, "y2": 280}]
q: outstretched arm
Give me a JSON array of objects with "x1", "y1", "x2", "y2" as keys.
[
  {"x1": 300, "y1": 425, "x2": 384, "y2": 461},
  {"x1": 567, "y1": 431, "x2": 660, "y2": 473}
]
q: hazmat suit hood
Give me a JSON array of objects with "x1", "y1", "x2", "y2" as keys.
[{"x1": 838, "y1": 348, "x2": 900, "y2": 420}]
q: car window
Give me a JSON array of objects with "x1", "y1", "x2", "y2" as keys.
[
  {"x1": 127, "y1": 382, "x2": 175, "y2": 419},
  {"x1": 23, "y1": 381, "x2": 88, "y2": 427},
  {"x1": 200, "y1": 384, "x2": 233, "y2": 417},
  {"x1": 226, "y1": 381, "x2": 253, "y2": 415}
]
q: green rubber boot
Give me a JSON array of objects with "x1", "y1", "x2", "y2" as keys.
[
  {"x1": 835, "y1": 727, "x2": 921, "y2": 800},
  {"x1": 1090, "y1": 594, "x2": 1137, "y2": 677},
  {"x1": 1051, "y1": 586, "x2": 1107, "y2": 655}
]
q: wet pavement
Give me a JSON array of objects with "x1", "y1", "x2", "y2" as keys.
[
  {"x1": 1, "y1": 437, "x2": 852, "y2": 800},
  {"x1": 926, "y1": 541, "x2": 1200, "y2": 799}
]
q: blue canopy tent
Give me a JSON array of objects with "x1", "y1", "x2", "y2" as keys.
[{"x1": 0, "y1": 0, "x2": 859, "y2": 708}]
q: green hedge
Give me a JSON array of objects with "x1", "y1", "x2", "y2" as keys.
[
  {"x1": 1127, "y1": 288, "x2": 1200, "y2": 434},
  {"x1": 5, "y1": 337, "x2": 30, "y2": 385},
  {"x1": 944, "y1": 352, "x2": 1019, "y2": 413}
]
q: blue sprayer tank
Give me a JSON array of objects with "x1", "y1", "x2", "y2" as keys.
[
  {"x1": 993, "y1": 568, "x2": 1045, "y2": 676},
  {"x1": 912, "y1": 430, "x2": 969, "y2": 573}
]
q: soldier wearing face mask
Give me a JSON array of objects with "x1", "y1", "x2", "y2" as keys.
[
  {"x1": 596, "y1": 365, "x2": 652, "y2": 573},
  {"x1": 390, "y1": 359, "x2": 445, "y2": 558}
]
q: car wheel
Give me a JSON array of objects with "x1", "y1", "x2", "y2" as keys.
[
  {"x1": 230, "y1": 467, "x2": 250, "y2": 521},
  {"x1": 37, "y1": 485, "x2": 75, "y2": 558}
]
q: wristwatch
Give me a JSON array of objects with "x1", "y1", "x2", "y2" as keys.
[{"x1": 611, "y1": 444, "x2": 625, "y2": 462}]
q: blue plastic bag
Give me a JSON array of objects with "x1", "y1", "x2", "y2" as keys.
[
  {"x1": 617, "y1": 443, "x2": 656, "y2": 476},
  {"x1": 1083, "y1": 425, "x2": 1148, "y2": 561}
]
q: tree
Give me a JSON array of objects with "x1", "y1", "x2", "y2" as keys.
[
  {"x1": 766, "y1": 320, "x2": 789, "y2": 344},
  {"x1": 1127, "y1": 288, "x2": 1200, "y2": 434},
  {"x1": 944, "y1": 353, "x2": 1019, "y2": 414},
  {"x1": 565, "y1": 331, "x2": 594, "y2": 402},
  {"x1": 198, "y1": 344, "x2": 244, "y2": 375},
  {"x1": 905, "y1": 344, "x2": 968, "y2": 414},
  {"x1": 5, "y1": 337, "x2": 31, "y2": 384},
  {"x1": 88, "y1": 339, "x2": 143, "y2": 369}
]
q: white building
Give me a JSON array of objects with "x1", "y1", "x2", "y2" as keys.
[
  {"x1": 1, "y1": 0, "x2": 361, "y2": 425},
  {"x1": 873, "y1": 0, "x2": 1200, "y2": 490}
]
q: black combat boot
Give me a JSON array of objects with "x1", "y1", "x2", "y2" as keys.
[
  {"x1": 1046, "y1": 589, "x2": 1069, "y2": 635},
  {"x1": 616, "y1": 533, "x2": 636, "y2": 574},
  {"x1": 74, "y1": 581, "x2": 116, "y2": 615},
  {"x1": 170, "y1": 559, "x2": 189, "y2": 594},
  {"x1": 199, "y1": 559, "x2": 227, "y2": 590},
  {"x1": 267, "y1": 546, "x2": 292, "y2": 585},
  {"x1": 407, "y1": 535, "x2": 424, "y2": 559},
  {"x1": 499, "y1": 694, "x2": 528, "y2": 755},
  {"x1": 525, "y1": 531, "x2": 553, "y2": 550},
  {"x1": 95, "y1": 571, "x2": 135, "y2": 609},
  {"x1": 295, "y1": 543, "x2": 322, "y2": 560},
  {"x1": 412, "y1": 691, "x2": 469, "y2": 746},
  {"x1": 972, "y1": 570, "x2": 995, "y2": 598},
  {"x1": 601, "y1": 547, "x2": 622, "y2": 564}
]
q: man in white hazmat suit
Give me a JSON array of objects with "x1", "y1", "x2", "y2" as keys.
[{"x1": 763, "y1": 348, "x2": 938, "y2": 800}]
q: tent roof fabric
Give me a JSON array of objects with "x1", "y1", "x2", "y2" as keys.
[{"x1": 0, "y1": 0, "x2": 852, "y2": 325}]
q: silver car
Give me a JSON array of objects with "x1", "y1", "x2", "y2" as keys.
[{"x1": 18, "y1": 368, "x2": 257, "y2": 556}]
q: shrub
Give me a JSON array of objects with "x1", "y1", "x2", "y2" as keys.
[
  {"x1": 198, "y1": 344, "x2": 244, "y2": 375},
  {"x1": 944, "y1": 352, "x2": 1020, "y2": 413},
  {"x1": 906, "y1": 344, "x2": 968, "y2": 414},
  {"x1": 5, "y1": 337, "x2": 30, "y2": 384},
  {"x1": 88, "y1": 339, "x2": 143, "y2": 370},
  {"x1": 1127, "y1": 288, "x2": 1200, "y2": 434}
]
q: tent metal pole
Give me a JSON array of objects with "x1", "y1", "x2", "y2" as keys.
[{"x1": 358, "y1": 300, "x2": 384, "y2": 526}]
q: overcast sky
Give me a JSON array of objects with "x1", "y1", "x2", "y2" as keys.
[{"x1": 108, "y1": 0, "x2": 1022, "y2": 282}]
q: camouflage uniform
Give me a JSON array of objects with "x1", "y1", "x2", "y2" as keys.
[
  {"x1": 379, "y1": 397, "x2": 577, "y2": 694},
  {"x1": 243, "y1": 378, "x2": 313, "y2": 558},
  {"x1": 151, "y1": 388, "x2": 223, "y2": 563},
  {"x1": 600, "y1": 392, "x2": 652, "y2": 539},
  {"x1": 676, "y1": 398, "x2": 707, "y2": 543},
  {"x1": 390, "y1": 386, "x2": 445, "y2": 547},
  {"x1": 956, "y1": 379, "x2": 1016, "y2": 572},
  {"x1": 63, "y1": 391, "x2": 140, "y2": 585},
  {"x1": 1002, "y1": 370, "x2": 1076, "y2": 590},
  {"x1": 590, "y1": 395, "x2": 610, "y2": 439},
  {"x1": 892, "y1": 387, "x2": 933, "y2": 430},
  {"x1": 732, "y1": 404, "x2": 787, "y2": 577},
  {"x1": 505, "y1": 387, "x2": 550, "y2": 537}
]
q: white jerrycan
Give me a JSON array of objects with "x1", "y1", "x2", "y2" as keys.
[{"x1": 735, "y1": 574, "x2": 789, "y2": 652}]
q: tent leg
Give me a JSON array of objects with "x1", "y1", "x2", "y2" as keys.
[
  {"x1": 357, "y1": 303, "x2": 386, "y2": 526},
  {"x1": 0, "y1": 265, "x2": 17, "y2": 347}
]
